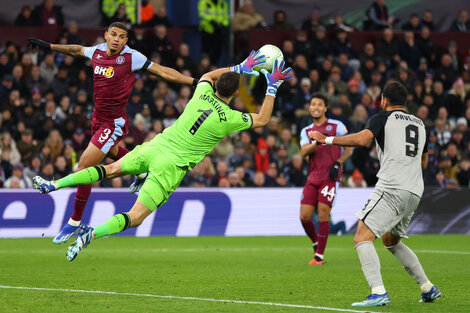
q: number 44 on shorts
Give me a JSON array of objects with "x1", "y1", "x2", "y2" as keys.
[{"x1": 321, "y1": 185, "x2": 335, "y2": 201}]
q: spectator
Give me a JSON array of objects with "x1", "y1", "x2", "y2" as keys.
[
  {"x1": 435, "y1": 54, "x2": 459, "y2": 90},
  {"x1": 64, "y1": 21, "x2": 84, "y2": 45},
  {"x1": 421, "y1": 10, "x2": 436, "y2": 31},
  {"x1": 330, "y1": 29, "x2": 357, "y2": 60},
  {"x1": 457, "y1": 156, "x2": 470, "y2": 187},
  {"x1": 347, "y1": 169, "x2": 368, "y2": 187},
  {"x1": 433, "y1": 118, "x2": 452, "y2": 148},
  {"x1": 232, "y1": 0, "x2": 266, "y2": 31},
  {"x1": 54, "y1": 155, "x2": 70, "y2": 179},
  {"x1": 72, "y1": 128, "x2": 87, "y2": 155},
  {"x1": 279, "y1": 128, "x2": 299, "y2": 159},
  {"x1": 347, "y1": 79, "x2": 362, "y2": 107},
  {"x1": 328, "y1": 15, "x2": 355, "y2": 32},
  {"x1": 376, "y1": 28, "x2": 400, "y2": 67},
  {"x1": 210, "y1": 160, "x2": 229, "y2": 186},
  {"x1": 228, "y1": 172, "x2": 243, "y2": 187},
  {"x1": 39, "y1": 53, "x2": 58, "y2": 85},
  {"x1": 4, "y1": 163, "x2": 31, "y2": 188},
  {"x1": 39, "y1": 162, "x2": 54, "y2": 180},
  {"x1": 447, "y1": 41, "x2": 461, "y2": 72},
  {"x1": 110, "y1": 3, "x2": 132, "y2": 24},
  {"x1": 416, "y1": 26, "x2": 437, "y2": 66},
  {"x1": 32, "y1": 0, "x2": 64, "y2": 27},
  {"x1": 213, "y1": 136, "x2": 234, "y2": 160},
  {"x1": 284, "y1": 154, "x2": 307, "y2": 187},
  {"x1": 301, "y1": 8, "x2": 323, "y2": 33},
  {"x1": 252, "y1": 171, "x2": 266, "y2": 187},
  {"x1": 14, "y1": 5, "x2": 34, "y2": 26},
  {"x1": 309, "y1": 26, "x2": 331, "y2": 65},
  {"x1": 402, "y1": 13, "x2": 421, "y2": 31},
  {"x1": 23, "y1": 155, "x2": 42, "y2": 182},
  {"x1": 446, "y1": 78, "x2": 466, "y2": 119},
  {"x1": 128, "y1": 24, "x2": 151, "y2": 57},
  {"x1": 129, "y1": 113, "x2": 147, "y2": 145},
  {"x1": 449, "y1": 10, "x2": 470, "y2": 32},
  {"x1": 150, "y1": 25, "x2": 174, "y2": 67},
  {"x1": 254, "y1": 138, "x2": 270, "y2": 173},
  {"x1": 198, "y1": 0, "x2": 229, "y2": 65},
  {"x1": 17, "y1": 128, "x2": 40, "y2": 165},
  {"x1": 227, "y1": 142, "x2": 250, "y2": 170},
  {"x1": 336, "y1": 53, "x2": 355, "y2": 82},
  {"x1": 141, "y1": 0, "x2": 155, "y2": 26},
  {"x1": 265, "y1": 162, "x2": 287, "y2": 187},
  {"x1": 270, "y1": 10, "x2": 294, "y2": 30},
  {"x1": 365, "y1": 0, "x2": 394, "y2": 30},
  {"x1": 400, "y1": 31, "x2": 421, "y2": 70},
  {"x1": 348, "y1": 104, "x2": 369, "y2": 133},
  {"x1": 0, "y1": 132, "x2": 21, "y2": 165},
  {"x1": 153, "y1": 6, "x2": 172, "y2": 28}
]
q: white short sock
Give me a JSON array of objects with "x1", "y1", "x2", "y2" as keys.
[
  {"x1": 68, "y1": 218, "x2": 80, "y2": 227},
  {"x1": 372, "y1": 286, "x2": 387, "y2": 295},
  {"x1": 420, "y1": 280, "x2": 434, "y2": 293}
]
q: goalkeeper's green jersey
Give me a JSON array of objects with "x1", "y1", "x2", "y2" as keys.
[{"x1": 155, "y1": 80, "x2": 253, "y2": 169}]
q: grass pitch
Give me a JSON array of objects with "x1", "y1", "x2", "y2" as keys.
[{"x1": 0, "y1": 235, "x2": 469, "y2": 313}]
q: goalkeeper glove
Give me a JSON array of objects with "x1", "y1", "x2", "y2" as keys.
[
  {"x1": 261, "y1": 60, "x2": 292, "y2": 97},
  {"x1": 230, "y1": 50, "x2": 266, "y2": 76},
  {"x1": 27, "y1": 38, "x2": 51, "y2": 50},
  {"x1": 329, "y1": 161, "x2": 341, "y2": 180}
]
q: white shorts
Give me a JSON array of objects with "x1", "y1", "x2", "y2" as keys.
[{"x1": 355, "y1": 187, "x2": 420, "y2": 238}]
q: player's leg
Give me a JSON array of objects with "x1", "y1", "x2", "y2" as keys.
[
  {"x1": 351, "y1": 188, "x2": 391, "y2": 307},
  {"x1": 107, "y1": 144, "x2": 148, "y2": 193},
  {"x1": 66, "y1": 198, "x2": 154, "y2": 262},
  {"x1": 300, "y1": 180, "x2": 319, "y2": 260},
  {"x1": 313, "y1": 201, "x2": 332, "y2": 264},
  {"x1": 351, "y1": 220, "x2": 390, "y2": 306},
  {"x1": 42, "y1": 142, "x2": 107, "y2": 244},
  {"x1": 382, "y1": 191, "x2": 441, "y2": 302}
]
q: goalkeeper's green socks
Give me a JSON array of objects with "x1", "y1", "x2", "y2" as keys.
[
  {"x1": 94, "y1": 213, "x2": 131, "y2": 239},
  {"x1": 55, "y1": 165, "x2": 107, "y2": 189}
]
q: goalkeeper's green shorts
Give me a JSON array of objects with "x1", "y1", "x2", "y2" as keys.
[{"x1": 120, "y1": 138, "x2": 187, "y2": 211}]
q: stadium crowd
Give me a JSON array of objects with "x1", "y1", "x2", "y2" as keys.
[{"x1": 0, "y1": 1, "x2": 470, "y2": 189}]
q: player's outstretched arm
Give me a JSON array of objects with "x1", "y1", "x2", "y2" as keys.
[
  {"x1": 310, "y1": 129, "x2": 374, "y2": 147},
  {"x1": 27, "y1": 38, "x2": 85, "y2": 57},
  {"x1": 147, "y1": 63, "x2": 197, "y2": 86},
  {"x1": 251, "y1": 60, "x2": 292, "y2": 129},
  {"x1": 199, "y1": 49, "x2": 266, "y2": 85}
]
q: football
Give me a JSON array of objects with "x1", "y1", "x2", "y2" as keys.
[{"x1": 254, "y1": 44, "x2": 284, "y2": 73}]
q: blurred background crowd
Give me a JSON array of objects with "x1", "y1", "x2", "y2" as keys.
[{"x1": 0, "y1": 0, "x2": 469, "y2": 189}]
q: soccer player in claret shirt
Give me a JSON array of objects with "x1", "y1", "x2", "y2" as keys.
[
  {"x1": 299, "y1": 93, "x2": 352, "y2": 265},
  {"x1": 27, "y1": 22, "x2": 198, "y2": 244},
  {"x1": 33, "y1": 52, "x2": 292, "y2": 261}
]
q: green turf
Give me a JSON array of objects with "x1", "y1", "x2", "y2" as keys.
[{"x1": 0, "y1": 235, "x2": 469, "y2": 312}]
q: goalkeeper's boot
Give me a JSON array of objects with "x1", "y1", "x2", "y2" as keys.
[
  {"x1": 67, "y1": 226, "x2": 94, "y2": 262},
  {"x1": 33, "y1": 176, "x2": 57, "y2": 193},
  {"x1": 53, "y1": 223, "x2": 88, "y2": 244},
  {"x1": 128, "y1": 172, "x2": 148, "y2": 193},
  {"x1": 351, "y1": 293, "x2": 390, "y2": 307},
  {"x1": 420, "y1": 285, "x2": 441, "y2": 303},
  {"x1": 308, "y1": 254, "x2": 324, "y2": 265}
]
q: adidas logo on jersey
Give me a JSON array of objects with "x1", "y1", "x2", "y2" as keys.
[{"x1": 94, "y1": 65, "x2": 114, "y2": 78}]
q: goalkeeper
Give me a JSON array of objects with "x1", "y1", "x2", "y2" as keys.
[{"x1": 33, "y1": 50, "x2": 292, "y2": 261}]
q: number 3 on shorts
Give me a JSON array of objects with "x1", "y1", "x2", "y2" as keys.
[{"x1": 321, "y1": 185, "x2": 336, "y2": 201}]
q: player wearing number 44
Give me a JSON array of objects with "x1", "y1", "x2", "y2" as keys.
[
  {"x1": 33, "y1": 51, "x2": 292, "y2": 262},
  {"x1": 299, "y1": 93, "x2": 352, "y2": 265},
  {"x1": 311, "y1": 80, "x2": 441, "y2": 307}
]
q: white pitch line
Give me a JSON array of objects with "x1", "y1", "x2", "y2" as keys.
[
  {"x1": 0, "y1": 247, "x2": 469, "y2": 255},
  {"x1": 0, "y1": 285, "x2": 388, "y2": 313}
]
